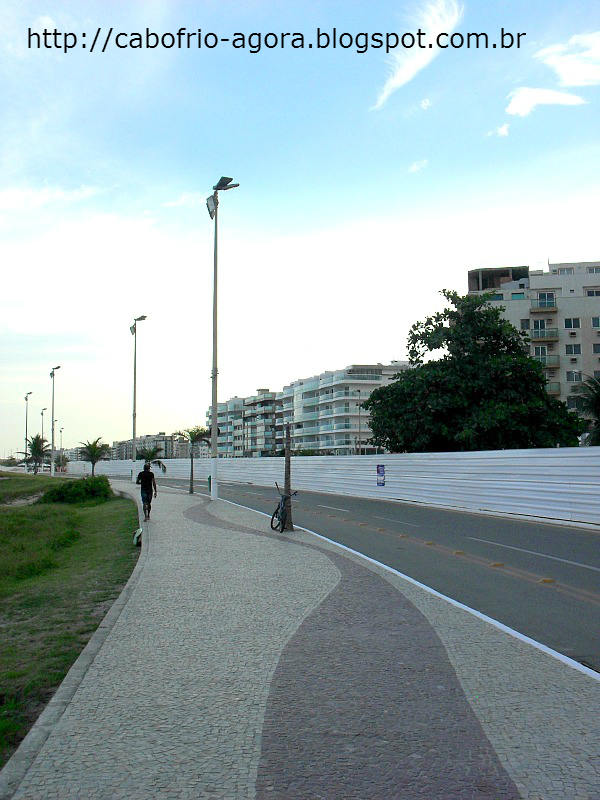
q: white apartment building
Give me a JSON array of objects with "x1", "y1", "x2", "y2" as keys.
[
  {"x1": 110, "y1": 432, "x2": 207, "y2": 461},
  {"x1": 468, "y1": 261, "x2": 600, "y2": 411},
  {"x1": 209, "y1": 363, "x2": 409, "y2": 457}
]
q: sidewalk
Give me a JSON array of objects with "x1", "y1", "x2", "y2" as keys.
[{"x1": 1, "y1": 481, "x2": 598, "y2": 799}]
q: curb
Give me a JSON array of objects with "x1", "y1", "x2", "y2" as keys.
[{"x1": 0, "y1": 483, "x2": 147, "y2": 800}]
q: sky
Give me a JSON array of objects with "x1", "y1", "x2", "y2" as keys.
[{"x1": 1, "y1": 0, "x2": 599, "y2": 456}]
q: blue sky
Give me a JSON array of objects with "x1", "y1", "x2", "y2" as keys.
[{"x1": 1, "y1": 0, "x2": 599, "y2": 456}]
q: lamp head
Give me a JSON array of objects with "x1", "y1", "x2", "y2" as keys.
[
  {"x1": 213, "y1": 176, "x2": 239, "y2": 191},
  {"x1": 135, "y1": 315, "x2": 147, "y2": 322}
]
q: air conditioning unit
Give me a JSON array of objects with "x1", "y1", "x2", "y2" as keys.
[
  {"x1": 569, "y1": 331, "x2": 577, "y2": 337},
  {"x1": 570, "y1": 357, "x2": 578, "y2": 362}
]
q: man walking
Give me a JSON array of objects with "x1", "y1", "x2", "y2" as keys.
[{"x1": 136, "y1": 463, "x2": 157, "y2": 521}]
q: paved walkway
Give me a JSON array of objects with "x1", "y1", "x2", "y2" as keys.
[{"x1": 1, "y1": 482, "x2": 599, "y2": 799}]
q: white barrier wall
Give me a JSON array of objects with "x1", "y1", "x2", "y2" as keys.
[{"x1": 67, "y1": 447, "x2": 600, "y2": 525}]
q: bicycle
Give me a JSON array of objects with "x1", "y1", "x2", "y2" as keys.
[{"x1": 270, "y1": 482, "x2": 297, "y2": 532}]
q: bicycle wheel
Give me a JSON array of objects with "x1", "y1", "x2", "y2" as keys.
[{"x1": 270, "y1": 508, "x2": 282, "y2": 531}]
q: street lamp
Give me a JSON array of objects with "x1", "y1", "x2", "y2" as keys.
[
  {"x1": 24, "y1": 392, "x2": 32, "y2": 465},
  {"x1": 130, "y1": 315, "x2": 147, "y2": 482},
  {"x1": 60, "y1": 427, "x2": 64, "y2": 472},
  {"x1": 357, "y1": 388, "x2": 361, "y2": 456},
  {"x1": 206, "y1": 176, "x2": 239, "y2": 500},
  {"x1": 49, "y1": 367, "x2": 61, "y2": 476},
  {"x1": 41, "y1": 407, "x2": 47, "y2": 443}
]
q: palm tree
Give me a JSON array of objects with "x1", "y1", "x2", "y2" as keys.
[
  {"x1": 174, "y1": 427, "x2": 210, "y2": 494},
  {"x1": 18, "y1": 434, "x2": 50, "y2": 474},
  {"x1": 574, "y1": 375, "x2": 600, "y2": 445},
  {"x1": 79, "y1": 438, "x2": 111, "y2": 476},
  {"x1": 136, "y1": 445, "x2": 167, "y2": 473}
]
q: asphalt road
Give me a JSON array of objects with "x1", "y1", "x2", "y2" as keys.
[{"x1": 157, "y1": 476, "x2": 600, "y2": 672}]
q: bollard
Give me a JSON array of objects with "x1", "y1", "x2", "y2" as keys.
[{"x1": 207, "y1": 475, "x2": 211, "y2": 492}]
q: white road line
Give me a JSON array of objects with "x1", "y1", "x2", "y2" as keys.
[
  {"x1": 375, "y1": 515, "x2": 420, "y2": 527},
  {"x1": 467, "y1": 537, "x2": 600, "y2": 573},
  {"x1": 318, "y1": 504, "x2": 350, "y2": 513}
]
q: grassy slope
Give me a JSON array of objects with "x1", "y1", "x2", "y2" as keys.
[{"x1": 0, "y1": 474, "x2": 139, "y2": 768}]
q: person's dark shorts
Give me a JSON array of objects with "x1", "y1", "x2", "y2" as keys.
[{"x1": 141, "y1": 488, "x2": 152, "y2": 506}]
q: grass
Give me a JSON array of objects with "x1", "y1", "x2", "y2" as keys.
[
  {"x1": 0, "y1": 473, "x2": 139, "y2": 768},
  {"x1": 0, "y1": 471, "x2": 71, "y2": 504}
]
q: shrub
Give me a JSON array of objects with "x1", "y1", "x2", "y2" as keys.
[{"x1": 40, "y1": 476, "x2": 112, "y2": 505}]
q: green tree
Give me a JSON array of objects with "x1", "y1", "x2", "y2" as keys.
[
  {"x1": 136, "y1": 445, "x2": 167, "y2": 473},
  {"x1": 364, "y1": 290, "x2": 585, "y2": 452},
  {"x1": 174, "y1": 427, "x2": 210, "y2": 494},
  {"x1": 18, "y1": 434, "x2": 50, "y2": 474},
  {"x1": 79, "y1": 438, "x2": 111, "y2": 476},
  {"x1": 574, "y1": 374, "x2": 600, "y2": 445}
]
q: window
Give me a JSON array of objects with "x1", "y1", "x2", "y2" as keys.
[
  {"x1": 511, "y1": 292, "x2": 525, "y2": 299},
  {"x1": 533, "y1": 319, "x2": 546, "y2": 330},
  {"x1": 537, "y1": 292, "x2": 555, "y2": 307},
  {"x1": 593, "y1": 317, "x2": 600, "y2": 328},
  {"x1": 587, "y1": 267, "x2": 600, "y2": 274},
  {"x1": 595, "y1": 371, "x2": 600, "y2": 379},
  {"x1": 586, "y1": 289, "x2": 600, "y2": 296},
  {"x1": 564, "y1": 318, "x2": 581, "y2": 329},
  {"x1": 567, "y1": 397, "x2": 585, "y2": 411},
  {"x1": 534, "y1": 346, "x2": 547, "y2": 357},
  {"x1": 520, "y1": 318, "x2": 530, "y2": 330},
  {"x1": 565, "y1": 344, "x2": 581, "y2": 355},
  {"x1": 594, "y1": 344, "x2": 600, "y2": 354},
  {"x1": 566, "y1": 371, "x2": 582, "y2": 382},
  {"x1": 557, "y1": 267, "x2": 574, "y2": 275},
  {"x1": 490, "y1": 293, "x2": 503, "y2": 301}
]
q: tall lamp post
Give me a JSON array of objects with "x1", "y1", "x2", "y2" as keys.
[
  {"x1": 41, "y1": 407, "x2": 47, "y2": 442},
  {"x1": 24, "y1": 392, "x2": 32, "y2": 464},
  {"x1": 50, "y1": 366, "x2": 61, "y2": 476},
  {"x1": 60, "y1": 427, "x2": 64, "y2": 472},
  {"x1": 130, "y1": 315, "x2": 147, "y2": 482},
  {"x1": 357, "y1": 389, "x2": 362, "y2": 456},
  {"x1": 206, "y1": 176, "x2": 239, "y2": 500}
]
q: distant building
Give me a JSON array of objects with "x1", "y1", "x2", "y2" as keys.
[
  {"x1": 468, "y1": 261, "x2": 600, "y2": 411},
  {"x1": 110, "y1": 433, "x2": 209, "y2": 461},
  {"x1": 208, "y1": 362, "x2": 410, "y2": 457}
]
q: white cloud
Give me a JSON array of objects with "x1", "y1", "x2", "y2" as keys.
[
  {"x1": 373, "y1": 0, "x2": 464, "y2": 109},
  {"x1": 408, "y1": 159, "x2": 428, "y2": 173},
  {"x1": 162, "y1": 193, "x2": 203, "y2": 209},
  {"x1": 0, "y1": 185, "x2": 97, "y2": 212},
  {"x1": 535, "y1": 32, "x2": 600, "y2": 87},
  {"x1": 420, "y1": 98, "x2": 432, "y2": 110},
  {"x1": 487, "y1": 123, "x2": 510, "y2": 137},
  {"x1": 506, "y1": 87, "x2": 587, "y2": 117}
]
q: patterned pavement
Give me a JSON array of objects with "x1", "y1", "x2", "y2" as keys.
[{"x1": 1, "y1": 482, "x2": 598, "y2": 799}]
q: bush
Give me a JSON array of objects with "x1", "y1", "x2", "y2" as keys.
[{"x1": 40, "y1": 476, "x2": 112, "y2": 505}]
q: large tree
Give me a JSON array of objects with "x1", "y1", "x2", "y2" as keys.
[
  {"x1": 364, "y1": 290, "x2": 585, "y2": 452},
  {"x1": 574, "y1": 374, "x2": 600, "y2": 445},
  {"x1": 174, "y1": 427, "x2": 210, "y2": 494},
  {"x1": 80, "y1": 438, "x2": 111, "y2": 476}
]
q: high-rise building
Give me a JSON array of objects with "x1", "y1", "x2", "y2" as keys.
[
  {"x1": 208, "y1": 362, "x2": 409, "y2": 457},
  {"x1": 468, "y1": 261, "x2": 600, "y2": 411}
]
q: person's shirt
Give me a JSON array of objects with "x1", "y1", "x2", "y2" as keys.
[{"x1": 137, "y1": 470, "x2": 154, "y2": 491}]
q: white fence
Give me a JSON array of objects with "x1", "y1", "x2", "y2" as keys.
[{"x1": 67, "y1": 447, "x2": 600, "y2": 525}]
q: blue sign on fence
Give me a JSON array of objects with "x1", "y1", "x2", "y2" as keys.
[{"x1": 376, "y1": 464, "x2": 385, "y2": 486}]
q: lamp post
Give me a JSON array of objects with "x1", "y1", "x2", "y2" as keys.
[
  {"x1": 41, "y1": 408, "x2": 47, "y2": 442},
  {"x1": 357, "y1": 389, "x2": 361, "y2": 456},
  {"x1": 24, "y1": 392, "x2": 32, "y2": 465},
  {"x1": 60, "y1": 427, "x2": 64, "y2": 472},
  {"x1": 130, "y1": 315, "x2": 147, "y2": 482},
  {"x1": 50, "y1": 367, "x2": 61, "y2": 476},
  {"x1": 206, "y1": 176, "x2": 239, "y2": 500}
]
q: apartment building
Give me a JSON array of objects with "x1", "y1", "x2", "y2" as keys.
[
  {"x1": 208, "y1": 363, "x2": 409, "y2": 457},
  {"x1": 468, "y1": 261, "x2": 600, "y2": 410},
  {"x1": 110, "y1": 432, "x2": 207, "y2": 461}
]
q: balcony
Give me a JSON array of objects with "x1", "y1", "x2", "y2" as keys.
[
  {"x1": 534, "y1": 355, "x2": 560, "y2": 368},
  {"x1": 546, "y1": 382, "x2": 560, "y2": 395},
  {"x1": 530, "y1": 299, "x2": 557, "y2": 312},
  {"x1": 296, "y1": 411, "x2": 319, "y2": 422},
  {"x1": 528, "y1": 328, "x2": 559, "y2": 341}
]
